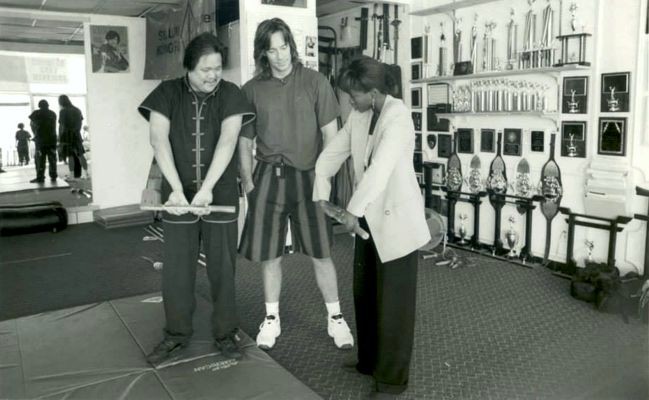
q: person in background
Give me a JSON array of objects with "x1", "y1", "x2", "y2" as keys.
[
  {"x1": 28, "y1": 100, "x2": 58, "y2": 183},
  {"x1": 313, "y1": 57, "x2": 431, "y2": 399},
  {"x1": 15, "y1": 123, "x2": 31, "y2": 166},
  {"x1": 238, "y1": 17, "x2": 354, "y2": 351},
  {"x1": 138, "y1": 32, "x2": 255, "y2": 366},
  {"x1": 58, "y1": 95, "x2": 90, "y2": 180}
]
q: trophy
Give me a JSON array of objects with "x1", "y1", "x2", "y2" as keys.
[
  {"x1": 454, "y1": 17, "x2": 463, "y2": 64},
  {"x1": 540, "y1": 175, "x2": 563, "y2": 201},
  {"x1": 470, "y1": 14, "x2": 478, "y2": 72},
  {"x1": 607, "y1": 86, "x2": 620, "y2": 111},
  {"x1": 505, "y1": 215, "x2": 520, "y2": 258},
  {"x1": 447, "y1": 167, "x2": 463, "y2": 191},
  {"x1": 466, "y1": 155, "x2": 484, "y2": 193},
  {"x1": 458, "y1": 213, "x2": 468, "y2": 244},
  {"x1": 506, "y1": 8, "x2": 518, "y2": 70},
  {"x1": 423, "y1": 24, "x2": 432, "y2": 78},
  {"x1": 569, "y1": 2, "x2": 580, "y2": 33},
  {"x1": 438, "y1": 22, "x2": 448, "y2": 76},
  {"x1": 514, "y1": 160, "x2": 533, "y2": 197},
  {"x1": 482, "y1": 21, "x2": 497, "y2": 71},
  {"x1": 487, "y1": 170, "x2": 507, "y2": 194},
  {"x1": 555, "y1": 2, "x2": 591, "y2": 66},
  {"x1": 539, "y1": 0, "x2": 554, "y2": 67},
  {"x1": 584, "y1": 239, "x2": 594, "y2": 264},
  {"x1": 567, "y1": 89, "x2": 580, "y2": 113},
  {"x1": 567, "y1": 133, "x2": 578, "y2": 157}
]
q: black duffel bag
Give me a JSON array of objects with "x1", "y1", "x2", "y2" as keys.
[{"x1": 0, "y1": 201, "x2": 68, "y2": 236}]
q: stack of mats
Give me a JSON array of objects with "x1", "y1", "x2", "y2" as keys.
[
  {"x1": 0, "y1": 294, "x2": 321, "y2": 400},
  {"x1": 94, "y1": 204, "x2": 154, "y2": 229}
]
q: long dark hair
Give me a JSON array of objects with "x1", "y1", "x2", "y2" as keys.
[
  {"x1": 183, "y1": 32, "x2": 227, "y2": 71},
  {"x1": 58, "y1": 94, "x2": 72, "y2": 108},
  {"x1": 337, "y1": 56, "x2": 396, "y2": 96},
  {"x1": 253, "y1": 18, "x2": 301, "y2": 79}
]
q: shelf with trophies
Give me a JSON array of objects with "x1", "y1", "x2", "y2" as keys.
[{"x1": 410, "y1": 1, "x2": 591, "y2": 123}]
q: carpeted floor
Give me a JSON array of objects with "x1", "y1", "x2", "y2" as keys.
[
  {"x1": 199, "y1": 234, "x2": 648, "y2": 400},
  {"x1": 0, "y1": 223, "x2": 162, "y2": 320},
  {"x1": 2, "y1": 223, "x2": 647, "y2": 399}
]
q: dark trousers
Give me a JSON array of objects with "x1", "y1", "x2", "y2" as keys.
[
  {"x1": 18, "y1": 147, "x2": 29, "y2": 164},
  {"x1": 35, "y1": 145, "x2": 57, "y2": 180},
  {"x1": 162, "y1": 219, "x2": 239, "y2": 343},
  {"x1": 69, "y1": 153, "x2": 82, "y2": 177},
  {"x1": 354, "y1": 218, "x2": 418, "y2": 395}
]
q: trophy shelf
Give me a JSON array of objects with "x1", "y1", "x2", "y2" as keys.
[
  {"x1": 411, "y1": 65, "x2": 589, "y2": 84},
  {"x1": 435, "y1": 111, "x2": 560, "y2": 128},
  {"x1": 410, "y1": 0, "x2": 498, "y2": 16}
]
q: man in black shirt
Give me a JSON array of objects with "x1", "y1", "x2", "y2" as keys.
[
  {"x1": 29, "y1": 100, "x2": 58, "y2": 183},
  {"x1": 138, "y1": 33, "x2": 255, "y2": 366}
]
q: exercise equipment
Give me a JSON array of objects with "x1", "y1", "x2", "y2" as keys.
[{"x1": 0, "y1": 201, "x2": 67, "y2": 236}]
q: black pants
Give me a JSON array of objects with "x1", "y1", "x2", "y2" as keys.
[
  {"x1": 162, "y1": 219, "x2": 239, "y2": 343},
  {"x1": 35, "y1": 145, "x2": 57, "y2": 180},
  {"x1": 18, "y1": 147, "x2": 29, "y2": 164},
  {"x1": 354, "y1": 218, "x2": 418, "y2": 395}
]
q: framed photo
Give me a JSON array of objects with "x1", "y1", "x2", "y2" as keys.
[
  {"x1": 562, "y1": 76, "x2": 588, "y2": 114},
  {"x1": 411, "y1": 87, "x2": 422, "y2": 109},
  {"x1": 413, "y1": 152, "x2": 423, "y2": 173},
  {"x1": 261, "y1": 0, "x2": 306, "y2": 7},
  {"x1": 426, "y1": 133, "x2": 437, "y2": 150},
  {"x1": 90, "y1": 25, "x2": 130, "y2": 73},
  {"x1": 305, "y1": 36, "x2": 317, "y2": 57},
  {"x1": 427, "y1": 83, "x2": 450, "y2": 108},
  {"x1": 437, "y1": 134, "x2": 452, "y2": 158},
  {"x1": 456, "y1": 128, "x2": 474, "y2": 154},
  {"x1": 411, "y1": 36, "x2": 423, "y2": 59},
  {"x1": 601, "y1": 72, "x2": 630, "y2": 112},
  {"x1": 598, "y1": 117, "x2": 626, "y2": 156},
  {"x1": 531, "y1": 130, "x2": 545, "y2": 152},
  {"x1": 480, "y1": 129, "x2": 495, "y2": 153},
  {"x1": 503, "y1": 128, "x2": 522, "y2": 156},
  {"x1": 415, "y1": 133, "x2": 422, "y2": 151},
  {"x1": 561, "y1": 121, "x2": 587, "y2": 158},
  {"x1": 431, "y1": 162, "x2": 446, "y2": 185},
  {"x1": 411, "y1": 112, "x2": 422, "y2": 131},
  {"x1": 411, "y1": 62, "x2": 422, "y2": 81}
]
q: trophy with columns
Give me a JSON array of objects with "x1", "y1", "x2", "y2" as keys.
[{"x1": 505, "y1": 215, "x2": 520, "y2": 258}]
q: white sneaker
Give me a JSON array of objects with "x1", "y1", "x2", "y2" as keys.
[
  {"x1": 256, "y1": 315, "x2": 281, "y2": 350},
  {"x1": 328, "y1": 314, "x2": 354, "y2": 349}
]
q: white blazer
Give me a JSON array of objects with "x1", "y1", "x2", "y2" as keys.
[{"x1": 313, "y1": 95, "x2": 431, "y2": 263}]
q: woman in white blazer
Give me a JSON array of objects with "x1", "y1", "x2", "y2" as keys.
[{"x1": 313, "y1": 57, "x2": 431, "y2": 399}]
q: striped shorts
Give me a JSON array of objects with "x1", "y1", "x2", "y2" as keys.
[{"x1": 239, "y1": 161, "x2": 333, "y2": 262}]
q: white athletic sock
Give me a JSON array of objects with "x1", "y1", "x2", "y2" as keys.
[
  {"x1": 265, "y1": 302, "x2": 279, "y2": 317},
  {"x1": 325, "y1": 301, "x2": 341, "y2": 317}
]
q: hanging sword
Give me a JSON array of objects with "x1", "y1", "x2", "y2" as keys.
[
  {"x1": 391, "y1": 4, "x2": 401, "y2": 64},
  {"x1": 371, "y1": 3, "x2": 379, "y2": 59}
]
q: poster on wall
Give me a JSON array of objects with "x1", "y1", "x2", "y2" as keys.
[
  {"x1": 90, "y1": 25, "x2": 130, "y2": 73},
  {"x1": 144, "y1": 1, "x2": 217, "y2": 80},
  {"x1": 262, "y1": 0, "x2": 307, "y2": 7}
]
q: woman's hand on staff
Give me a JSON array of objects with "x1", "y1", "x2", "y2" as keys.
[{"x1": 318, "y1": 201, "x2": 369, "y2": 240}]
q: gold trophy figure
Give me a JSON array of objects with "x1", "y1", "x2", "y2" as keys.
[
  {"x1": 567, "y1": 89, "x2": 580, "y2": 113},
  {"x1": 505, "y1": 215, "x2": 520, "y2": 258},
  {"x1": 458, "y1": 213, "x2": 468, "y2": 245},
  {"x1": 607, "y1": 86, "x2": 620, "y2": 111},
  {"x1": 585, "y1": 239, "x2": 594, "y2": 264},
  {"x1": 567, "y1": 133, "x2": 578, "y2": 157}
]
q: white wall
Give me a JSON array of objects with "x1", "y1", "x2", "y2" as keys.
[{"x1": 84, "y1": 15, "x2": 158, "y2": 209}]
